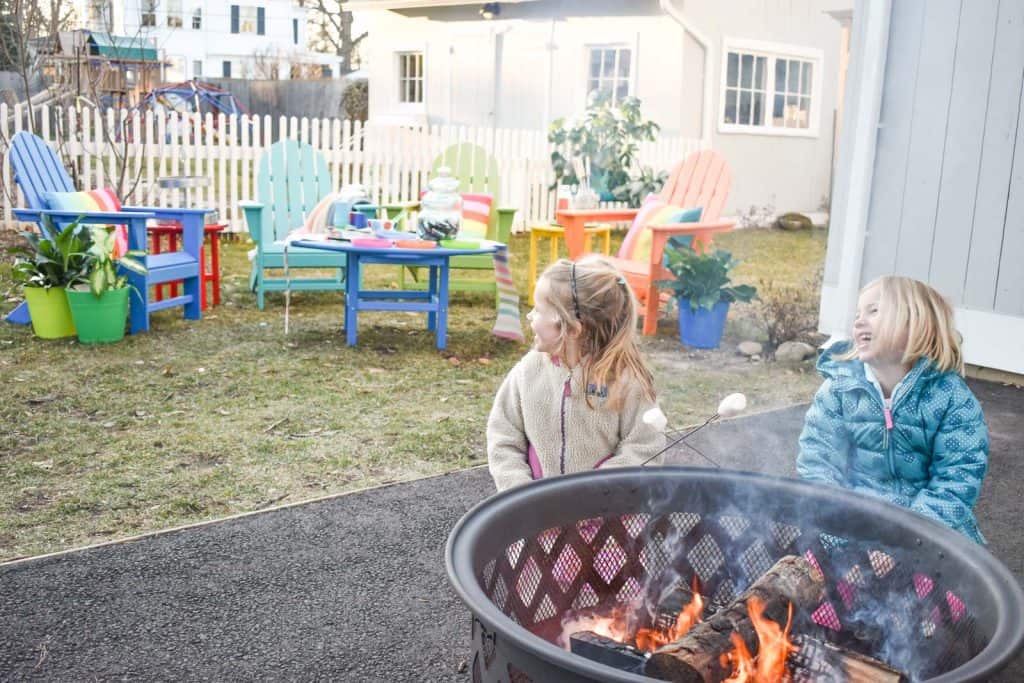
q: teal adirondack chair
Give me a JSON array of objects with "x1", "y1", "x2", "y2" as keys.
[
  {"x1": 395, "y1": 142, "x2": 516, "y2": 297},
  {"x1": 239, "y1": 140, "x2": 345, "y2": 309}
]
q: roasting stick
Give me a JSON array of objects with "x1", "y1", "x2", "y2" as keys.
[{"x1": 640, "y1": 393, "x2": 747, "y2": 468}]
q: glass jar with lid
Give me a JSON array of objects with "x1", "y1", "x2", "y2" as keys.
[{"x1": 417, "y1": 167, "x2": 462, "y2": 241}]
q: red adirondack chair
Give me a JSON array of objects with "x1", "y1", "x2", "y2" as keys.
[{"x1": 607, "y1": 150, "x2": 735, "y2": 335}]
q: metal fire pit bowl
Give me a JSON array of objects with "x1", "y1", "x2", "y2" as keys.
[{"x1": 446, "y1": 468, "x2": 1024, "y2": 682}]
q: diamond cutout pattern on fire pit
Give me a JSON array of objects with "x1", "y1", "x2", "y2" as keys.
[
  {"x1": 739, "y1": 538, "x2": 773, "y2": 581},
  {"x1": 621, "y1": 513, "x2": 649, "y2": 539},
  {"x1": 770, "y1": 521, "x2": 802, "y2": 550},
  {"x1": 572, "y1": 582, "x2": 600, "y2": 610},
  {"x1": 534, "y1": 593, "x2": 557, "y2": 622},
  {"x1": 577, "y1": 518, "x2": 602, "y2": 543},
  {"x1": 869, "y1": 550, "x2": 896, "y2": 577},
  {"x1": 516, "y1": 556, "x2": 542, "y2": 607},
  {"x1": 553, "y1": 544, "x2": 581, "y2": 593},
  {"x1": 687, "y1": 534, "x2": 725, "y2": 582},
  {"x1": 640, "y1": 533, "x2": 670, "y2": 575},
  {"x1": 594, "y1": 537, "x2": 627, "y2": 584},
  {"x1": 719, "y1": 514, "x2": 751, "y2": 540},
  {"x1": 537, "y1": 526, "x2": 560, "y2": 554},
  {"x1": 507, "y1": 538, "x2": 525, "y2": 567},
  {"x1": 616, "y1": 576, "x2": 642, "y2": 605},
  {"x1": 669, "y1": 511, "x2": 701, "y2": 536}
]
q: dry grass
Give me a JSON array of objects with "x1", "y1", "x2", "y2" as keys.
[{"x1": 0, "y1": 226, "x2": 828, "y2": 561}]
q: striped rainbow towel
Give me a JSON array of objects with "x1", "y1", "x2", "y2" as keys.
[{"x1": 492, "y1": 245, "x2": 524, "y2": 342}]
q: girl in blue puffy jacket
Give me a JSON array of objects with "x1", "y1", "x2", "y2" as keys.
[{"x1": 797, "y1": 276, "x2": 989, "y2": 543}]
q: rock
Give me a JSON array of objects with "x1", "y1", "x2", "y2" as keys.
[
  {"x1": 776, "y1": 211, "x2": 813, "y2": 231},
  {"x1": 776, "y1": 341, "x2": 817, "y2": 362},
  {"x1": 738, "y1": 341, "x2": 763, "y2": 356}
]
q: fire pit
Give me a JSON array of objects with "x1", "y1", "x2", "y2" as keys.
[{"x1": 446, "y1": 468, "x2": 1024, "y2": 682}]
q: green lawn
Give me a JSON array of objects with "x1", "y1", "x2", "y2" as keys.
[{"x1": 0, "y1": 226, "x2": 828, "y2": 561}]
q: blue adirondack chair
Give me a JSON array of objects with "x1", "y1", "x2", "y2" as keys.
[
  {"x1": 239, "y1": 139, "x2": 345, "y2": 309},
  {"x1": 6, "y1": 131, "x2": 207, "y2": 334}
]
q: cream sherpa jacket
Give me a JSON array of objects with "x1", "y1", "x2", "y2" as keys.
[{"x1": 487, "y1": 351, "x2": 665, "y2": 491}]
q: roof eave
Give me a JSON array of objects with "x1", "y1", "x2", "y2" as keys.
[{"x1": 345, "y1": 0, "x2": 538, "y2": 11}]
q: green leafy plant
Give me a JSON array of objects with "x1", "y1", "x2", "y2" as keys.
[
  {"x1": 8, "y1": 219, "x2": 92, "y2": 289},
  {"x1": 657, "y1": 243, "x2": 757, "y2": 312},
  {"x1": 79, "y1": 224, "x2": 147, "y2": 297},
  {"x1": 548, "y1": 91, "x2": 659, "y2": 199},
  {"x1": 612, "y1": 165, "x2": 668, "y2": 208}
]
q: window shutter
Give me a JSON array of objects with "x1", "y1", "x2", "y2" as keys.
[
  {"x1": 257, "y1": 7, "x2": 265, "y2": 35},
  {"x1": 223, "y1": 60, "x2": 232, "y2": 78},
  {"x1": 230, "y1": 5, "x2": 239, "y2": 34}
]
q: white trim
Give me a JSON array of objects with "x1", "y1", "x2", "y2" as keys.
[
  {"x1": 957, "y1": 309, "x2": 1024, "y2": 375},
  {"x1": 818, "y1": 0, "x2": 891, "y2": 339},
  {"x1": 658, "y1": 0, "x2": 712, "y2": 140},
  {"x1": 717, "y1": 37, "x2": 824, "y2": 138}
]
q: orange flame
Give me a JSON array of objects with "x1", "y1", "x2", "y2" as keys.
[
  {"x1": 634, "y1": 579, "x2": 704, "y2": 652},
  {"x1": 720, "y1": 597, "x2": 798, "y2": 682}
]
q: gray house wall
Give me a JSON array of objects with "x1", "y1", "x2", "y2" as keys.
[{"x1": 857, "y1": 0, "x2": 1023, "y2": 316}]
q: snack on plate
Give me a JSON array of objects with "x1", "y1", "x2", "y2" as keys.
[
  {"x1": 394, "y1": 239, "x2": 437, "y2": 249},
  {"x1": 439, "y1": 239, "x2": 482, "y2": 250},
  {"x1": 351, "y1": 238, "x2": 393, "y2": 248}
]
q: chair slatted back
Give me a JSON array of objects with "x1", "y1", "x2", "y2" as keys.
[
  {"x1": 9, "y1": 132, "x2": 79, "y2": 239},
  {"x1": 256, "y1": 139, "x2": 333, "y2": 240},
  {"x1": 431, "y1": 142, "x2": 501, "y2": 203},
  {"x1": 660, "y1": 149, "x2": 732, "y2": 223}
]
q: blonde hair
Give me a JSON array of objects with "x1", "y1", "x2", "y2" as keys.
[
  {"x1": 847, "y1": 275, "x2": 964, "y2": 374},
  {"x1": 536, "y1": 256, "x2": 655, "y2": 410}
]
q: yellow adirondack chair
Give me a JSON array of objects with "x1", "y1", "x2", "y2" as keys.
[{"x1": 393, "y1": 142, "x2": 516, "y2": 298}]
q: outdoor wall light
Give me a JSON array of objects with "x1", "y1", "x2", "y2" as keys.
[{"x1": 480, "y1": 2, "x2": 500, "y2": 19}]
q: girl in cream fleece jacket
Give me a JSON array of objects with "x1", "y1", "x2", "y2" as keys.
[{"x1": 488, "y1": 257, "x2": 665, "y2": 491}]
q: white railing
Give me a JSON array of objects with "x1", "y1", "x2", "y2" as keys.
[{"x1": 0, "y1": 103, "x2": 708, "y2": 233}]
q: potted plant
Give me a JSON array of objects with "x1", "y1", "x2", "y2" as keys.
[
  {"x1": 8, "y1": 219, "x2": 91, "y2": 339},
  {"x1": 548, "y1": 91, "x2": 659, "y2": 202},
  {"x1": 657, "y1": 243, "x2": 757, "y2": 349},
  {"x1": 64, "y1": 225, "x2": 147, "y2": 344}
]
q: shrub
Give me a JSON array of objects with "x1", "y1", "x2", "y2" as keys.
[
  {"x1": 342, "y1": 79, "x2": 368, "y2": 122},
  {"x1": 751, "y1": 268, "x2": 824, "y2": 358}
]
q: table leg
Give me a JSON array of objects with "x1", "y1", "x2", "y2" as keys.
[
  {"x1": 563, "y1": 216, "x2": 586, "y2": 260},
  {"x1": 168, "y1": 232, "x2": 180, "y2": 298},
  {"x1": 209, "y1": 231, "x2": 221, "y2": 307},
  {"x1": 426, "y1": 265, "x2": 438, "y2": 332},
  {"x1": 437, "y1": 261, "x2": 450, "y2": 350},
  {"x1": 199, "y1": 243, "x2": 208, "y2": 311},
  {"x1": 345, "y1": 254, "x2": 359, "y2": 346}
]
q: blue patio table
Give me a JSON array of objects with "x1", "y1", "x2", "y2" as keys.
[{"x1": 289, "y1": 239, "x2": 501, "y2": 350}]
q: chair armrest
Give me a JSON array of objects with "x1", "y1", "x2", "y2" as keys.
[
  {"x1": 647, "y1": 220, "x2": 737, "y2": 273},
  {"x1": 647, "y1": 219, "x2": 736, "y2": 233},
  {"x1": 494, "y1": 207, "x2": 517, "y2": 243},
  {"x1": 14, "y1": 208, "x2": 156, "y2": 222},
  {"x1": 238, "y1": 201, "x2": 266, "y2": 244}
]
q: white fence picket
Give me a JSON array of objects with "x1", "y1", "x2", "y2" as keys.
[{"x1": 1, "y1": 105, "x2": 705, "y2": 233}]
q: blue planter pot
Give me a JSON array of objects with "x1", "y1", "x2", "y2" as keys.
[{"x1": 678, "y1": 299, "x2": 730, "y2": 348}]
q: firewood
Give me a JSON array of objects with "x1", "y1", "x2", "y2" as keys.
[
  {"x1": 789, "y1": 634, "x2": 907, "y2": 683},
  {"x1": 644, "y1": 555, "x2": 826, "y2": 683},
  {"x1": 570, "y1": 631, "x2": 648, "y2": 673}
]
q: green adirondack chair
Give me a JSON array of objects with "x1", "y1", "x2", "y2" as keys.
[
  {"x1": 394, "y1": 142, "x2": 516, "y2": 297},
  {"x1": 239, "y1": 140, "x2": 345, "y2": 309}
]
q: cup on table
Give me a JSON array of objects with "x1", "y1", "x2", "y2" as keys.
[
  {"x1": 368, "y1": 218, "x2": 394, "y2": 233},
  {"x1": 349, "y1": 212, "x2": 368, "y2": 229}
]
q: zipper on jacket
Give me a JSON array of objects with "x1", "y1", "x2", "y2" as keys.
[{"x1": 559, "y1": 372, "x2": 572, "y2": 475}]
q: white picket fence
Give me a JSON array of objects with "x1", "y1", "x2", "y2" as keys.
[{"x1": 0, "y1": 103, "x2": 707, "y2": 233}]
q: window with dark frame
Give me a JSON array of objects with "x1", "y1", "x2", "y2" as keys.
[
  {"x1": 141, "y1": 0, "x2": 157, "y2": 26},
  {"x1": 193, "y1": 60, "x2": 202, "y2": 77},
  {"x1": 586, "y1": 46, "x2": 631, "y2": 104},
  {"x1": 398, "y1": 52, "x2": 423, "y2": 104},
  {"x1": 192, "y1": 7, "x2": 202, "y2": 29},
  {"x1": 722, "y1": 47, "x2": 815, "y2": 131},
  {"x1": 167, "y1": 0, "x2": 183, "y2": 27},
  {"x1": 293, "y1": 18, "x2": 299, "y2": 45},
  {"x1": 222, "y1": 60, "x2": 232, "y2": 78}
]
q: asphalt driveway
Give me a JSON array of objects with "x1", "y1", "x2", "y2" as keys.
[{"x1": 1, "y1": 378, "x2": 1020, "y2": 681}]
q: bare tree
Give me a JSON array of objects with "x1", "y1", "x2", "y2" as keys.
[{"x1": 308, "y1": 1, "x2": 366, "y2": 73}]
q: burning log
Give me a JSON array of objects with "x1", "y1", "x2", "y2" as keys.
[
  {"x1": 570, "y1": 631, "x2": 648, "y2": 673},
  {"x1": 789, "y1": 634, "x2": 907, "y2": 683},
  {"x1": 645, "y1": 555, "x2": 826, "y2": 683}
]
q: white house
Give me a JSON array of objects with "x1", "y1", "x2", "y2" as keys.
[
  {"x1": 72, "y1": 0, "x2": 343, "y2": 81},
  {"x1": 821, "y1": 0, "x2": 1023, "y2": 377},
  {"x1": 349, "y1": 0, "x2": 851, "y2": 215}
]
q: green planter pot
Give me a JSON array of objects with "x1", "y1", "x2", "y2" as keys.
[
  {"x1": 66, "y1": 288, "x2": 130, "y2": 344},
  {"x1": 23, "y1": 286, "x2": 77, "y2": 339}
]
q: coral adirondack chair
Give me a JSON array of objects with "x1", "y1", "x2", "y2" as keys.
[
  {"x1": 239, "y1": 139, "x2": 346, "y2": 309},
  {"x1": 396, "y1": 142, "x2": 516, "y2": 297},
  {"x1": 7, "y1": 131, "x2": 206, "y2": 334},
  {"x1": 607, "y1": 149, "x2": 735, "y2": 335}
]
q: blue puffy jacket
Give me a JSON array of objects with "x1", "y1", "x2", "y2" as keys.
[{"x1": 797, "y1": 342, "x2": 988, "y2": 543}]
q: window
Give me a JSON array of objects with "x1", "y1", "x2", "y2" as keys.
[
  {"x1": 586, "y1": 46, "x2": 631, "y2": 104},
  {"x1": 293, "y1": 18, "x2": 299, "y2": 45},
  {"x1": 167, "y1": 56, "x2": 185, "y2": 81},
  {"x1": 398, "y1": 52, "x2": 423, "y2": 104},
  {"x1": 141, "y1": 0, "x2": 157, "y2": 27},
  {"x1": 167, "y1": 0, "x2": 183, "y2": 27},
  {"x1": 231, "y1": 5, "x2": 265, "y2": 34},
  {"x1": 87, "y1": 0, "x2": 112, "y2": 30},
  {"x1": 192, "y1": 7, "x2": 202, "y2": 29},
  {"x1": 222, "y1": 60, "x2": 232, "y2": 78},
  {"x1": 720, "y1": 39, "x2": 821, "y2": 135},
  {"x1": 193, "y1": 60, "x2": 202, "y2": 77}
]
